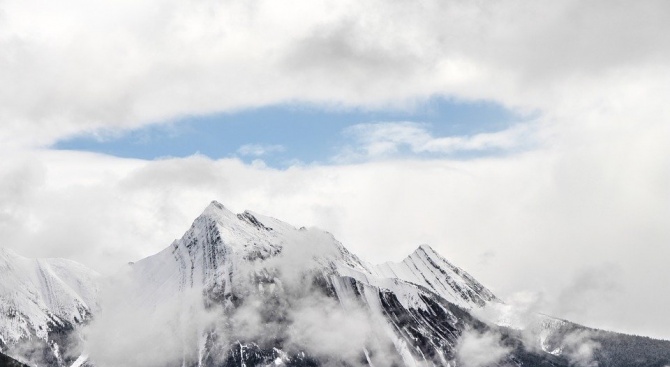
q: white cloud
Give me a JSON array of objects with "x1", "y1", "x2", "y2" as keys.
[
  {"x1": 285, "y1": 293, "x2": 385, "y2": 365},
  {"x1": 562, "y1": 330, "x2": 600, "y2": 367},
  {"x1": 1, "y1": 0, "x2": 669, "y2": 146},
  {"x1": 455, "y1": 328, "x2": 511, "y2": 367},
  {"x1": 236, "y1": 144, "x2": 285, "y2": 157},
  {"x1": 338, "y1": 121, "x2": 533, "y2": 160},
  {"x1": 84, "y1": 273, "x2": 217, "y2": 367}
]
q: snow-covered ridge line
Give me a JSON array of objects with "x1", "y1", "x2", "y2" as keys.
[
  {"x1": 126, "y1": 201, "x2": 501, "y2": 314},
  {"x1": 371, "y1": 244, "x2": 500, "y2": 309}
]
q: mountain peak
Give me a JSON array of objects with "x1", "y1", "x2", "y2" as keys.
[
  {"x1": 199, "y1": 201, "x2": 276, "y2": 231},
  {"x1": 201, "y1": 200, "x2": 234, "y2": 217},
  {"x1": 373, "y1": 243, "x2": 500, "y2": 308},
  {"x1": 416, "y1": 243, "x2": 437, "y2": 254},
  {"x1": 207, "y1": 199, "x2": 226, "y2": 210}
]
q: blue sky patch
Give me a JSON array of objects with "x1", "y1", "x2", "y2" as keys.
[{"x1": 53, "y1": 98, "x2": 523, "y2": 167}]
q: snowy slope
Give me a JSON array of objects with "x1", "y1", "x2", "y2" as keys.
[
  {"x1": 0, "y1": 248, "x2": 99, "y2": 365},
  {"x1": 371, "y1": 244, "x2": 500, "y2": 308}
]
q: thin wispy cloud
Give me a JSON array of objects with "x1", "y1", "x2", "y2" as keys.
[
  {"x1": 456, "y1": 328, "x2": 511, "y2": 367},
  {"x1": 236, "y1": 144, "x2": 285, "y2": 157},
  {"x1": 336, "y1": 121, "x2": 535, "y2": 161}
]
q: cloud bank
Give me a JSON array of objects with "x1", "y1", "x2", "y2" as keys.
[
  {"x1": 1, "y1": 0, "x2": 669, "y2": 146},
  {"x1": 455, "y1": 328, "x2": 511, "y2": 367}
]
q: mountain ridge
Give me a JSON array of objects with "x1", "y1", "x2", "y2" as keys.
[{"x1": 1, "y1": 201, "x2": 669, "y2": 367}]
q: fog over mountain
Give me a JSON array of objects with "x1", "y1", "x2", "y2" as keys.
[{"x1": 1, "y1": 202, "x2": 669, "y2": 367}]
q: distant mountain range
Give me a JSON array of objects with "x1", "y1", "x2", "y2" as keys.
[{"x1": 1, "y1": 201, "x2": 669, "y2": 367}]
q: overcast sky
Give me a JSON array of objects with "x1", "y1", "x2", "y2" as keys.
[{"x1": 1, "y1": 0, "x2": 669, "y2": 340}]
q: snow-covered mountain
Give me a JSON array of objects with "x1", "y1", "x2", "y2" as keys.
[
  {"x1": 0, "y1": 248, "x2": 98, "y2": 366},
  {"x1": 112, "y1": 202, "x2": 512, "y2": 364},
  {"x1": 2, "y1": 201, "x2": 669, "y2": 367}
]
